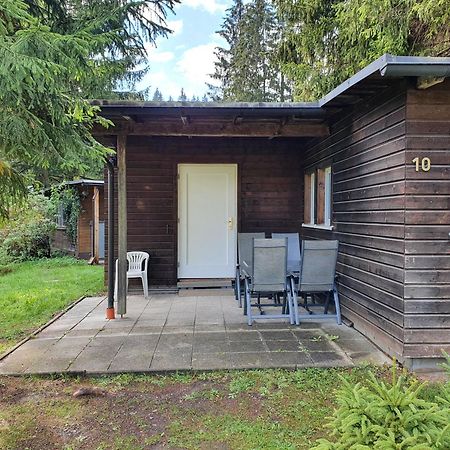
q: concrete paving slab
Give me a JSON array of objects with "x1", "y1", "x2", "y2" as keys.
[
  {"x1": 108, "y1": 335, "x2": 159, "y2": 372},
  {"x1": 231, "y1": 352, "x2": 273, "y2": 369},
  {"x1": 0, "y1": 293, "x2": 388, "y2": 374},
  {"x1": 229, "y1": 340, "x2": 267, "y2": 353},
  {"x1": 150, "y1": 351, "x2": 192, "y2": 371},
  {"x1": 300, "y1": 338, "x2": 337, "y2": 352},
  {"x1": 267, "y1": 351, "x2": 313, "y2": 368},
  {"x1": 68, "y1": 336, "x2": 125, "y2": 373},
  {"x1": 227, "y1": 331, "x2": 261, "y2": 342},
  {"x1": 192, "y1": 352, "x2": 232, "y2": 370},
  {"x1": 259, "y1": 330, "x2": 296, "y2": 341},
  {"x1": 309, "y1": 351, "x2": 353, "y2": 367},
  {"x1": 24, "y1": 337, "x2": 92, "y2": 374},
  {"x1": 265, "y1": 340, "x2": 302, "y2": 352},
  {"x1": 0, "y1": 338, "x2": 59, "y2": 374}
]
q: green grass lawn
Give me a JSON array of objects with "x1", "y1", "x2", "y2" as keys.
[
  {"x1": 0, "y1": 368, "x2": 447, "y2": 450},
  {"x1": 0, "y1": 257, "x2": 104, "y2": 353}
]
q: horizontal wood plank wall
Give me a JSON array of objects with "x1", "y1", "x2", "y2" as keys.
[
  {"x1": 404, "y1": 79, "x2": 450, "y2": 359},
  {"x1": 77, "y1": 187, "x2": 94, "y2": 258},
  {"x1": 302, "y1": 82, "x2": 408, "y2": 361},
  {"x1": 77, "y1": 186, "x2": 105, "y2": 259},
  {"x1": 104, "y1": 137, "x2": 304, "y2": 286}
]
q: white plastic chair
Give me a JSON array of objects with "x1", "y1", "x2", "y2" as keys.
[{"x1": 115, "y1": 251, "x2": 150, "y2": 299}]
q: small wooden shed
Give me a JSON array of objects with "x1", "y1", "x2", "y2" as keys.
[
  {"x1": 95, "y1": 54, "x2": 450, "y2": 370},
  {"x1": 52, "y1": 179, "x2": 105, "y2": 261}
]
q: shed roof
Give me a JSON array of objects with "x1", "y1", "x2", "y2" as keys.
[{"x1": 63, "y1": 179, "x2": 104, "y2": 187}]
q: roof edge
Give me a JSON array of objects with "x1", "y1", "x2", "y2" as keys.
[{"x1": 319, "y1": 53, "x2": 450, "y2": 107}]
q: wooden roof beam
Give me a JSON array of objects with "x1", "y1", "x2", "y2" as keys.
[{"x1": 94, "y1": 120, "x2": 330, "y2": 138}]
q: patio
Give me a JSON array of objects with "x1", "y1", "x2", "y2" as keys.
[{"x1": 0, "y1": 291, "x2": 389, "y2": 375}]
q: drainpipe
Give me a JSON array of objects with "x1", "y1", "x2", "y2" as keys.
[{"x1": 106, "y1": 156, "x2": 116, "y2": 319}]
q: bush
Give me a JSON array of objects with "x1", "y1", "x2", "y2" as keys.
[
  {"x1": 0, "y1": 193, "x2": 56, "y2": 264},
  {"x1": 312, "y1": 363, "x2": 450, "y2": 449}
]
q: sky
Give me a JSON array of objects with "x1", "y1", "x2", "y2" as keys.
[{"x1": 138, "y1": 0, "x2": 232, "y2": 100}]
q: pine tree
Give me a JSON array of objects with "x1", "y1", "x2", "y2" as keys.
[
  {"x1": 168, "y1": 95, "x2": 174, "y2": 102},
  {"x1": 209, "y1": 0, "x2": 291, "y2": 102},
  {"x1": 178, "y1": 88, "x2": 187, "y2": 101},
  {"x1": 276, "y1": 0, "x2": 450, "y2": 100},
  {"x1": 201, "y1": 94, "x2": 209, "y2": 102},
  {"x1": 208, "y1": 0, "x2": 244, "y2": 101},
  {"x1": 152, "y1": 88, "x2": 164, "y2": 101},
  {"x1": 0, "y1": 0, "x2": 176, "y2": 214}
]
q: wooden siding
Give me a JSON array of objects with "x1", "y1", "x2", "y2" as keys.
[
  {"x1": 105, "y1": 137, "x2": 304, "y2": 286},
  {"x1": 403, "y1": 79, "x2": 450, "y2": 358},
  {"x1": 302, "y1": 82, "x2": 408, "y2": 361},
  {"x1": 77, "y1": 186, "x2": 104, "y2": 259}
]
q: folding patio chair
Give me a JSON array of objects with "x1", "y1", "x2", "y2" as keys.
[
  {"x1": 235, "y1": 232, "x2": 265, "y2": 307},
  {"x1": 242, "y1": 238, "x2": 295, "y2": 326},
  {"x1": 271, "y1": 233, "x2": 301, "y2": 274},
  {"x1": 290, "y1": 240, "x2": 341, "y2": 325}
]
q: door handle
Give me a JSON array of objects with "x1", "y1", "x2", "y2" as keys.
[{"x1": 228, "y1": 217, "x2": 234, "y2": 230}]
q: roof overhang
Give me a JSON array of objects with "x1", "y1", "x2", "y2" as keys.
[
  {"x1": 92, "y1": 54, "x2": 450, "y2": 139},
  {"x1": 319, "y1": 54, "x2": 450, "y2": 107},
  {"x1": 93, "y1": 101, "x2": 330, "y2": 139}
]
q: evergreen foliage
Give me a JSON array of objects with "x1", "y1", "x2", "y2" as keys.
[
  {"x1": 209, "y1": 0, "x2": 291, "y2": 102},
  {"x1": 276, "y1": 0, "x2": 450, "y2": 100},
  {"x1": 311, "y1": 364, "x2": 450, "y2": 449},
  {"x1": 152, "y1": 87, "x2": 164, "y2": 101},
  {"x1": 0, "y1": 0, "x2": 176, "y2": 215},
  {"x1": 178, "y1": 88, "x2": 187, "y2": 101}
]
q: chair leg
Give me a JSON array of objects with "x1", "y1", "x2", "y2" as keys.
[
  {"x1": 142, "y1": 274, "x2": 149, "y2": 299},
  {"x1": 243, "y1": 281, "x2": 247, "y2": 316},
  {"x1": 290, "y1": 277, "x2": 299, "y2": 326},
  {"x1": 324, "y1": 292, "x2": 331, "y2": 314},
  {"x1": 333, "y1": 284, "x2": 342, "y2": 325},
  {"x1": 286, "y1": 286, "x2": 294, "y2": 325},
  {"x1": 114, "y1": 262, "x2": 118, "y2": 301},
  {"x1": 235, "y1": 266, "x2": 240, "y2": 302},
  {"x1": 245, "y1": 278, "x2": 253, "y2": 326}
]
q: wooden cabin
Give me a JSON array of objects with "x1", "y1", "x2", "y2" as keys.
[
  {"x1": 52, "y1": 179, "x2": 105, "y2": 261},
  {"x1": 95, "y1": 54, "x2": 450, "y2": 370}
]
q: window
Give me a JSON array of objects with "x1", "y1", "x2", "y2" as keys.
[
  {"x1": 303, "y1": 165, "x2": 332, "y2": 228},
  {"x1": 56, "y1": 203, "x2": 66, "y2": 228}
]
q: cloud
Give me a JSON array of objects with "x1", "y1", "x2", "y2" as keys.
[
  {"x1": 147, "y1": 49, "x2": 175, "y2": 63},
  {"x1": 143, "y1": 71, "x2": 181, "y2": 99},
  {"x1": 176, "y1": 43, "x2": 217, "y2": 95},
  {"x1": 179, "y1": 0, "x2": 227, "y2": 14},
  {"x1": 166, "y1": 19, "x2": 183, "y2": 36}
]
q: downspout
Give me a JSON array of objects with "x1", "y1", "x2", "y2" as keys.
[{"x1": 106, "y1": 156, "x2": 116, "y2": 319}]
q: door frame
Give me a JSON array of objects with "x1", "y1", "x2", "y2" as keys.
[{"x1": 176, "y1": 163, "x2": 238, "y2": 279}]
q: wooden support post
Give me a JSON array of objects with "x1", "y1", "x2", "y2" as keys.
[
  {"x1": 117, "y1": 134, "x2": 127, "y2": 317},
  {"x1": 92, "y1": 186, "x2": 100, "y2": 263}
]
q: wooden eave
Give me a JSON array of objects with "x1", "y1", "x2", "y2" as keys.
[{"x1": 94, "y1": 115, "x2": 330, "y2": 138}]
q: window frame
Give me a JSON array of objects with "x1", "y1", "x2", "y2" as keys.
[
  {"x1": 55, "y1": 203, "x2": 66, "y2": 229},
  {"x1": 302, "y1": 164, "x2": 333, "y2": 230}
]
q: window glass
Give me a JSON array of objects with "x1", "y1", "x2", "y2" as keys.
[{"x1": 303, "y1": 166, "x2": 332, "y2": 226}]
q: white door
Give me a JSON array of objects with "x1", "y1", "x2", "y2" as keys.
[{"x1": 178, "y1": 164, "x2": 237, "y2": 278}]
